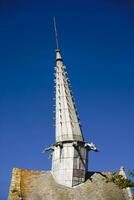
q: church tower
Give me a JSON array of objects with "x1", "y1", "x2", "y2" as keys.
[
  {"x1": 8, "y1": 19, "x2": 133, "y2": 200},
  {"x1": 45, "y1": 18, "x2": 98, "y2": 187}
]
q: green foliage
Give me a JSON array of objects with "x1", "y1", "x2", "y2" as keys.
[
  {"x1": 129, "y1": 170, "x2": 134, "y2": 177},
  {"x1": 105, "y1": 173, "x2": 134, "y2": 189}
]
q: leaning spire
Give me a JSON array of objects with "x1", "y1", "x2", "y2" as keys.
[
  {"x1": 53, "y1": 18, "x2": 84, "y2": 143},
  {"x1": 44, "y1": 19, "x2": 98, "y2": 188}
]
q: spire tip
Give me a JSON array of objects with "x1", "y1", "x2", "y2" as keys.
[{"x1": 53, "y1": 16, "x2": 59, "y2": 50}]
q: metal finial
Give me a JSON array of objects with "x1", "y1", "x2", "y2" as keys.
[{"x1": 53, "y1": 16, "x2": 59, "y2": 49}]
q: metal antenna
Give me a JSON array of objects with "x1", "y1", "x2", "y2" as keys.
[{"x1": 53, "y1": 16, "x2": 59, "y2": 49}]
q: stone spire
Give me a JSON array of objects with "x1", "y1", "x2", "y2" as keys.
[
  {"x1": 55, "y1": 48, "x2": 84, "y2": 143},
  {"x1": 44, "y1": 19, "x2": 98, "y2": 187}
]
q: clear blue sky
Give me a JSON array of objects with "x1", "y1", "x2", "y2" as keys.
[{"x1": 0, "y1": 0, "x2": 134, "y2": 199}]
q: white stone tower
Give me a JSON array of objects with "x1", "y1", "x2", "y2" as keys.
[{"x1": 44, "y1": 18, "x2": 98, "y2": 187}]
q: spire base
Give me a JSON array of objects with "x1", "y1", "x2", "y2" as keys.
[{"x1": 52, "y1": 141, "x2": 88, "y2": 187}]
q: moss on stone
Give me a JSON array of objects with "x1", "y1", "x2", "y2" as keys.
[{"x1": 105, "y1": 173, "x2": 134, "y2": 189}]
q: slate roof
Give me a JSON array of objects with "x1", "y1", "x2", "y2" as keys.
[{"x1": 8, "y1": 168, "x2": 130, "y2": 200}]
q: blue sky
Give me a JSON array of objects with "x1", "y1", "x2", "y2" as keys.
[{"x1": 0, "y1": 0, "x2": 134, "y2": 199}]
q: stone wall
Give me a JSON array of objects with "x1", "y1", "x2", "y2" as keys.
[
  {"x1": 52, "y1": 142, "x2": 87, "y2": 187},
  {"x1": 8, "y1": 169, "x2": 131, "y2": 200},
  {"x1": 8, "y1": 168, "x2": 22, "y2": 200}
]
